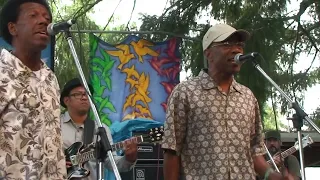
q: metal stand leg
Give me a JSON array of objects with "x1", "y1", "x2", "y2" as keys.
[
  {"x1": 63, "y1": 29, "x2": 122, "y2": 180},
  {"x1": 248, "y1": 56, "x2": 320, "y2": 180}
]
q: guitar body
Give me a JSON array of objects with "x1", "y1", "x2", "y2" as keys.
[
  {"x1": 65, "y1": 142, "x2": 90, "y2": 179},
  {"x1": 64, "y1": 127, "x2": 164, "y2": 179}
]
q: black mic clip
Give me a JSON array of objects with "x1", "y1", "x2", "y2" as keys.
[
  {"x1": 47, "y1": 19, "x2": 76, "y2": 36},
  {"x1": 234, "y1": 52, "x2": 259, "y2": 64}
]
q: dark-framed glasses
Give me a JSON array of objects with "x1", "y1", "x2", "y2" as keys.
[
  {"x1": 210, "y1": 42, "x2": 245, "y2": 48},
  {"x1": 69, "y1": 92, "x2": 87, "y2": 99}
]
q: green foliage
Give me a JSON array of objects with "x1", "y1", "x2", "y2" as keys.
[
  {"x1": 88, "y1": 34, "x2": 116, "y2": 126},
  {"x1": 262, "y1": 104, "x2": 288, "y2": 131},
  {"x1": 309, "y1": 107, "x2": 320, "y2": 131},
  {"x1": 48, "y1": 0, "x2": 130, "y2": 125},
  {"x1": 50, "y1": 0, "x2": 130, "y2": 88},
  {"x1": 139, "y1": 0, "x2": 320, "y2": 122}
]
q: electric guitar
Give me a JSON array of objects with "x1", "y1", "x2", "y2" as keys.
[
  {"x1": 256, "y1": 135, "x2": 313, "y2": 180},
  {"x1": 65, "y1": 126, "x2": 164, "y2": 179},
  {"x1": 267, "y1": 134, "x2": 313, "y2": 166}
]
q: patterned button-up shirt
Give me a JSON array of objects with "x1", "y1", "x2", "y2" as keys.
[
  {"x1": 161, "y1": 69, "x2": 265, "y2": 180},
  {"x1": 0, "y1": 49, "x2": 67, "y2": 179}
]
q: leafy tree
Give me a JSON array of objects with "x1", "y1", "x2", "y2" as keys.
[
  {"x1": 262, "y1": 104, "x2": 288, "y2": 131},
  {"x1": 138, "y1": 0, "x2": 320, "y2": 122},
  {"x1": 309, "y1": 107, "x2": 320, "y2": 130},
  {"x1": 50, "y1": 0, "x2": 128, "y2": 88}
]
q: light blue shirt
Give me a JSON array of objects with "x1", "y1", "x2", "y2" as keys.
[{"x1": 61, "y1": 111, "x2": 136, "y2": 180}]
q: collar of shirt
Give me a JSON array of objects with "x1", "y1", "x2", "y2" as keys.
[
  {"x1": 0, "y1": 49, "x2": 51, "y2": 81},
  {"x1": 61, "y1": 111, "x2": 84, "y2": 128},
  {"x1": 198, "y1": 69, "x2": 242, "y2": 94}
]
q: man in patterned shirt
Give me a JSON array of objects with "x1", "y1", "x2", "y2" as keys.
[
  {"x1": 161, "y1": 24, "x2": 293, "y2": 180},
  {"x1": 0, "y1": 0, "x2": 66, "y2": 179}
]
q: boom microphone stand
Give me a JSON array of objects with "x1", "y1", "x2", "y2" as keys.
[
  {"x1": 247, "y1": 54, "x2": 320, "y2": 180},
  {"x1": 263, "y1": 144, "x2": 280, "y2": 172},
  {"x1": 55, "y1": 23, "x2": 122, "y2": 180}
]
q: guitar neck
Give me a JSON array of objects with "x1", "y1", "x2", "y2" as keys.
[
  {"x1": 267, "y1": 146, "x2": 297, "y2": 164},
  {"x1": 111, "y1": 135, "x2": 143, "y2": 151},
  {"x1": 77, "y1": 135, "x2": 143, "y2": 164}
]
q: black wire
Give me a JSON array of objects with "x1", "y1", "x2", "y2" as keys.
[
  {"x1": 98, "y1": 0, "x2": 123, "y2": 38},
  {"x1": 52, "y1": 0, "x2": 64, "y2": 21},
  {"x1": 75, "y1": 21, "x2": 84, "y2": 71}
]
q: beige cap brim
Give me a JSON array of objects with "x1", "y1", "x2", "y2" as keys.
[{"x1": 213, "y1": 29, "x2": 250, "y2": 43}]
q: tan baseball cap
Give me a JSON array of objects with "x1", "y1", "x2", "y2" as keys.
[{"x1": 202, "y1": 24, "x2": 250, "y2": 51}]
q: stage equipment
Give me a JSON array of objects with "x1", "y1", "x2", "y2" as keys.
[{"x1": 243, "y1": 53, "x2": 320, "y2": 180}]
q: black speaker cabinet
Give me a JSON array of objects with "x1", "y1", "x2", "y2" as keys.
[
  {"x1": 137, "y1": 143, "x2": 164, "y2": 160},
  {"x1": 120, "y1": 162, "x2": 163, "y2": 180}
]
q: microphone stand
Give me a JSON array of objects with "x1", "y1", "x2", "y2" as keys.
[
  {"x1": 62, "y1": 27, "x2": 122, "y2": 180},
  {"x1": 249, "y1": 56, "x2": 320, "y2": 180},
  {"x1": 263, "y1": 144, "x2": 280, "y2": 172}
]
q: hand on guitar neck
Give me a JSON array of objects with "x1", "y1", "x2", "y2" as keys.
[
  {"x1": 271, "y1": 152, "x2": 286, "y2": 169},
  {"x1": 123, "y1": 138, "x2": 138, "y2": 163},
  {"x1": 65, "y1": 127, "x2": 164, "y2": 179}
]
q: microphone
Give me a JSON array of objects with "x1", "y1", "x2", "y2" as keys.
[
  {"x1": 47, "y1": 19, "x2": 76, "y2": 35},
  {"x1": 234, "y1": 52, "x2": 259, "y2": 64}
]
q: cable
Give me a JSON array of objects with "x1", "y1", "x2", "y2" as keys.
[
  {"x1": 75, "y1": 21, "x2": 85, "y2": 73},
  {"x1": 125, "y1": 0, "x2": 136, "y2": 31},
  {"x1": 98, "y1": 0, "x2": 123, "y2": 38},
  {"x1": 52, "y1": 0, "x2": 64, "y2": 21},
  {"x1": 72, "y1": 0, "x2": 104, "y2": 21},
  {"x1": 156, "y1": 143, "x2": 161, "y2": 180}
]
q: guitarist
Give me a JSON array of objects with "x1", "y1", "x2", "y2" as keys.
[
  {"x1": 60, "y1": 78, "x2": 138, "y2": 180},
  {"x1": 264, "y1": 130, "x2": 301, "y2": 180}
]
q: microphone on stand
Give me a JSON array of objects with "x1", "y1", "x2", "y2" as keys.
[
  {"x1": 47, "y1": 19, "x2": 76, "y2": 35},
  {"x1": 234, "y1": 52, "x2": 259, "y2": 64}
]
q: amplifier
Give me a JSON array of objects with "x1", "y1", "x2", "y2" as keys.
[
  {"x1": 137, "y1": 143, "x2": 163, "y2": 160},
  {"x1": 133, "y1": 129, "x2": 164, "y2": 160},
  {"x1": 120, "y1": 163, "x2": 163, "y2": 180}
]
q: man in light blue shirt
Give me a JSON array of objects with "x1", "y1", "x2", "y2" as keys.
[{"x1": 60, "y1": 78, "x2": 138, "y2": 180}]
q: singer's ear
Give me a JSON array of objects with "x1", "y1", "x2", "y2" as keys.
[
  {"x1": 203, "y1": 49, "x2": 209, "y2": 58},
  {"x1": 63, "y1": 96, "x2": 69, "y2": 107},
  {"x1": 8, "y1": 22, "x2": 17, "y2": 36}
]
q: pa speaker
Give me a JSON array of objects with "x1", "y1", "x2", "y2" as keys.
[{"x1": 120, "y1": 163, "x2": 163, "y2": 180}]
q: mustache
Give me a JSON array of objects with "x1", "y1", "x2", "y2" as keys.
[{"x1": 269, "y1": 146, "x2": 280, "y2": 152}]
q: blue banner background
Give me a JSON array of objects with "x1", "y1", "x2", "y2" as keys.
[{"x1": 0, "y1": 37, "x2": 54, "y2": 70}]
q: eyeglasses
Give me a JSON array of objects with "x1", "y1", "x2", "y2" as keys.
[
  {"x1": 210, "y1": 42, "x2": 245, "y2": 49},
  {"x1": 69, "y1": 92, "x2": 87, "y2": 99}
]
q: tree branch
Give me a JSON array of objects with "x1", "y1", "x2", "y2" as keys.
[
  {"x1": 295, "y1": 50, "x2": 319, "y2": 88},
  {"x1": 296, "y1": 0, "x2": 314, "y2": 18},
  {"x1": 98, "y1": 0, "x2": 122, "y2": 38},
  {"x1": 153, "y1": 0, "x2": 181, "y2": 26},
  {"x1": 271, "y1": 88, "x2": 279, "y2": 130},
  {"x1": 288, "y1": 0, "x2": 316, "y2": 102},
  {"x1": 299, "y1": 24, "x2": 320, "y2": 52},
  {"x1": 290, "y1": 22, "x2": 300, "y2": 102},
  {"x1": 72, "y1": 0, "x2": 103, "y2": 21},
  {"x1": 126, "y1": 0, "x2": 137, "y2": 31}
]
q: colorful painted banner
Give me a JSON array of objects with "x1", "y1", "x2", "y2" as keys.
[{"x1": 89, "y1": 34, "x2": 181, "y2": 129}]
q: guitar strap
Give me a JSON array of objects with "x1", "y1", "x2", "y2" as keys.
[
  {"x1": 284, "y1": 156, "x2": 289, "y2": 169},
  {"x1": 83, "y1": 117, "x2": 95, "y2": 147}
]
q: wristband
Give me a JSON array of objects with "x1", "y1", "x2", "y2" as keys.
[{"x1": 264, "y1": 167, "x2": 274, "y2": 180}]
